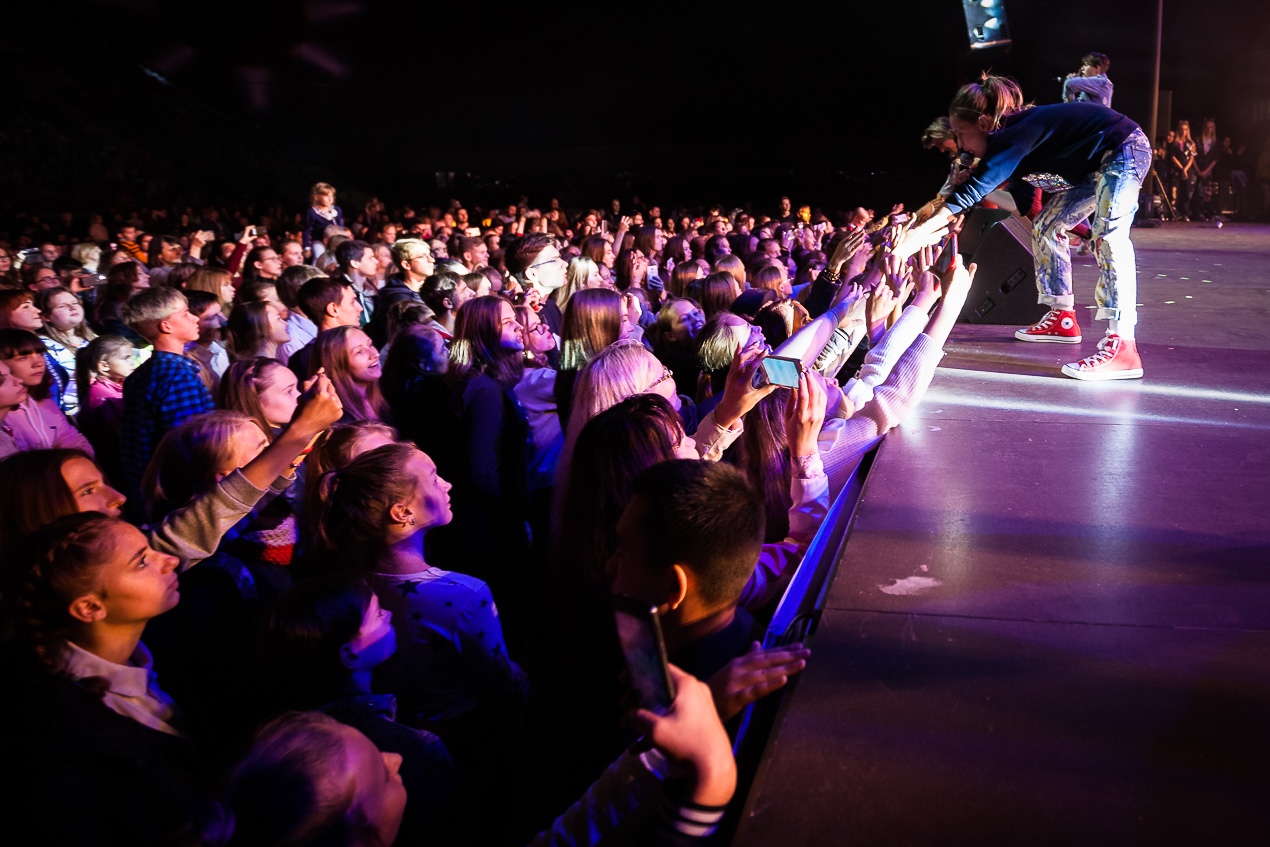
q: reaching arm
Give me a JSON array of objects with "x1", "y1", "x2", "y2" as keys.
[
  {"x1": 737, "y1": 371, "x2": 830, "y2": 611},
  {"x1": 922, "y1": 254, "x2": 975, "y2": 348},
  {"x1": 772, "y1": 282, "x2": 867, "y2": 369},
  {"x1": 241, "y1": 373, "x2": 343, "y2": 491},
  {"x1": 154, "y1": 374, "x2": 342, "y2": 566}
]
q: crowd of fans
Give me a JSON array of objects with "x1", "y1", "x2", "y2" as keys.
[{"x1": 0, "y1": 182, "x2": 970, "y2": 845}]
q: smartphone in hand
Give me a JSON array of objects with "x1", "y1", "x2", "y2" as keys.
[
  {"x1": 613, "y1": 594, "x2": 676, "y2": 715},
  {"x1": 933, "y1": 233, "x2": 958, "y2": 275},
  {"x1": 752, "y1": 354, "x2": 803, "y2": 389}
]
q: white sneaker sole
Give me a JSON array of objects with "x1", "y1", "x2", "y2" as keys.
[
  {"x1": 1061, "y1": 363, "x2": 1144, "y2": 380},
  {"x1": 1015, "y1": 329, "x2": 1082, "y2": 343}
]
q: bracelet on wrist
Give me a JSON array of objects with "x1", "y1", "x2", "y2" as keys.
[
  {"x1": 820, "y1": 268, "x2": 840, "y2": 284},
  {"x1": 791, "y1": 452, "x2": 823, "y2": 479}
]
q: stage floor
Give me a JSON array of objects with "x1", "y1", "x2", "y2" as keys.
[{"x1": 733, "y1": 222, "x2": 1270, "y2": 845}]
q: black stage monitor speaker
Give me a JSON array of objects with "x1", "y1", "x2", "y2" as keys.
[
  {"x1": 956, "y1": 207, "x2": 1015, "y2": 258},
  {"x1": 959, "y1": 213, "x2": 1041, "y2": 326}
]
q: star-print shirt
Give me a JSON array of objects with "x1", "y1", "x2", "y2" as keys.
[{"x1": 371, "y1": 566, "x2": 529, "y2": 725}]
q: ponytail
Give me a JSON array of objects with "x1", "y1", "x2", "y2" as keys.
[
  {"x1": 307, "y1": 467, "x2": 344, "y2": 561},
  {"x1": 304, "y1": 442, "x2": 419, "y2": 575},
  {"x1": 949, "y1": 72, "x2": 1029, "y2": 131}
]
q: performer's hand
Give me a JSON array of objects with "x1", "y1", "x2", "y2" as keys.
[
  {"x1": 913, "y1": 200, "x2": 943, "y2": 225},
  {"x1": 894, "y1": 212, "x2": 953, "y2": 263}
]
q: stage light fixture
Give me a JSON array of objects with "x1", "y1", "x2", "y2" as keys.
[{"x1": 962, "y1": 0, "x2": 1012, "y2": 50}]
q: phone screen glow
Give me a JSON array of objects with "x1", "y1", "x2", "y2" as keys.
[{"x1": 762, "y1": 357, "x2": 801, "y2": 388}]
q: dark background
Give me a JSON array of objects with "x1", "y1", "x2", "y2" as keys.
[{"x1": 4, "y1": 0, "x2": 1268, "y2": 218}]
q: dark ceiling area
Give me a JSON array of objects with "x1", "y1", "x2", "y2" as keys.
[{"x1": 4, "y1": 0, "x2": 1268, "y2": 214}]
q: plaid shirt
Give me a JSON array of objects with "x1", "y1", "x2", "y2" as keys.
[{"x1": 120, "y1": 350, "x2": 213, "y2": 508}]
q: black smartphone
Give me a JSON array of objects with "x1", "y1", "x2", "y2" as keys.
[
  {"x1": 612, "y1": 594, "x2": 676, "y2": 715},
  {"x1": 934, "y1": 233, "x2": 958, "y2": 274},
  {"x1": 752, "y1": 354, "x2": 803, "y2": 389}
]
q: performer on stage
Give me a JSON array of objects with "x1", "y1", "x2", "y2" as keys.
[
  {"x1": 1061, "y1": 52, "x2": 1114, "y2": 251},
  {"x1": 1062, "y1": 52, "x2": 1114, "y2": 108},
  {"x1": 911, "y1": 74, "x2": 1152, "y2": 380}
]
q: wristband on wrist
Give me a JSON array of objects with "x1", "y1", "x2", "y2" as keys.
[
  {"x1": 820, "y1": 268, "x2": 840, "y2": 284},
  {"x1": 791, "y1": 452, "x2": 824, "y2": 479}
]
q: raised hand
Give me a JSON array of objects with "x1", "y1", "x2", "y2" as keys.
[
  {"x1": 828, "y1": 227, "x2": 867, "y2": 273},
  {"x1": 785, "y1": 370, "x2": 827, "y2": 460},
  {"x1": 829, "y1": 277, "x2": 867, "y2": 313},
  {"x1": 292, "y1": 371, "x2": 343, "y2": 437},
  {"x1": 910, "y1": 243, "x2": 936, "y2": 277},
  {"x1": 922, "y1": 254, "x2": 979, "y2": 348},
  {"x1": 882, "y1": 250, "x2": 908, "y2": 296},
  {"x1": 897, "y1": 276, "x2": 916, "y2": 306},
  {"x1": 941, "y1": 253, "x2": 977, "y2": 305},
  {"x1": 866, "y1": 277, "x2": 900, "y2": 330},
  {"x1": 715, "y1": 345, "x2": 779, "y2": 431},
  {"x1": 912, "y1": 266, "x2": 941, "y2": 311}
]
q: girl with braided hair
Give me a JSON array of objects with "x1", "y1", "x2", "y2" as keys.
[{"x1": 1, "y1": 512, "x2": 222, "y2": 843}]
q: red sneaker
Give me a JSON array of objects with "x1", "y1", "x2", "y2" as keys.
[
  {"x1": 1015, "y1": 309, "x2": 1082, "y2": 343},
  {"x1": 1061, "y1": 334, "x2": 1143, "y2": 380}
]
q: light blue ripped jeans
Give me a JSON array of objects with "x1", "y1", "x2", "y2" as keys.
[{"x1": 1031, "y1": 128, "x2": 1153, "y2": 330}]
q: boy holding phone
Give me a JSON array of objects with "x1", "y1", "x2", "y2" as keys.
[{"x1": 609, "y1": 457, "x2": 824, "y2": 690}]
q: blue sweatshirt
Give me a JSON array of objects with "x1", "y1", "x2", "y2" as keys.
[{"x1": 945, "y1": 103, "x2": 1141, "y2": 215}]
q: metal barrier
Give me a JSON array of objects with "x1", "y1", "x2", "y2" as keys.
[{"x1": 719, "y1": 443, "x2": 880, "y2": 841}]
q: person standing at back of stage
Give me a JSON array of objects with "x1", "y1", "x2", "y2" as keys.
[
  {"x1": 1061, "y1": 52, "x2": 1113, "y2": 250},
  {"x1": 909, "y1": 73, "x2": 1153, "y2": 381},
  {"x1": 1169, "y1": 120, "x2": 1199, "y2": 222},
  {"x1": 1192, "y1": 117, "x2": 1222, "y2": 222},
  {"x1": 1063, "y1": 51, "x2": 1113, "y2": 108}
]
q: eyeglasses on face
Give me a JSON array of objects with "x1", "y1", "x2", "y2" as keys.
[{"x1": 529, "y1": 254, "x2": 566, "y2": 270}]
